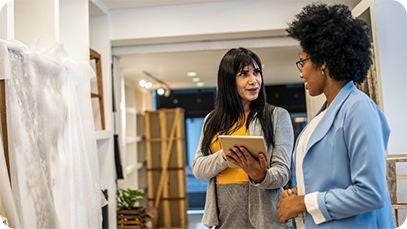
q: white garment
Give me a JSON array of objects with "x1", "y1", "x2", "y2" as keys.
[
  {"x1": 1, "y1": 40, "x2": 102, "y2": 228},
  {"x1": 0, "y1": 125, "x2": 21, "y2": 228},
  {"x1": 4, "y1": 41, "x2": 59, "y2": 228},
  {"x1": 1, "y1": 215, "x2": 11, "y2": 229},
  {"x1": 295, "y1": 109, "x2": 326, "y2": 228},
  {"x1": 44, "y1": 44, "x2": 102, "y2": 229}
]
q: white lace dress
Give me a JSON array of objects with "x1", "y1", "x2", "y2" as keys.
[{"x1": 0, "y1": 40, "x2": 102, "y2": 228}]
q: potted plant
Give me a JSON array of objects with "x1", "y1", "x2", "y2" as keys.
[
  {"x1": 116, "y1": 188, "x2": 150, "y2": 229},
  {"x1": 116, "y1": 188, "x2": 144, "y2": 210}
]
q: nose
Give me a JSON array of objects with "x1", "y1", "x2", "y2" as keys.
[
  {"x1": 300, "y1": 72, "x2": 304, "y2": 79},
  {"x1": 248, "y1": 73, "x2": 257, "y2": 84}
]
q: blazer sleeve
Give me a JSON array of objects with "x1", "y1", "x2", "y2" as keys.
[{"x1": 317, "y1": 97, "x2": 390, "y2": 221}]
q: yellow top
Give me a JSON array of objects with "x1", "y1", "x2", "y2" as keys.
[{"x1": 211, "y1": 113, "x2": 250, "y2": 184}]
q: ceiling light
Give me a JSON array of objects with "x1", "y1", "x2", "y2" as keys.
[
  {"x1": 187, "y1": 71, "x2": 197, "y2": 77},
  {"x1": 139, "y1": 79, "x2": 153, "y2": 89},
  {"x1": 192, "y1": 77, "x2": 200, "y2": 82},
  {"x1": 145, "y1": 81, "x2": 152, "y2": 88},
  {"x1": 139, "y1": 79, "x2": 147, "y2": 87},
  {"x1": 143, "y1": 71, "x2": 171, "y2": 96},
  {"x1": 156, "y1": 88, "x2": 165, "y2": 96},
  {"x1": 196, "y1": 82, "x2": 204, "y2": 87},
  {"x1": 156, "y1": 87, "x2": 171, "y2": 97}
]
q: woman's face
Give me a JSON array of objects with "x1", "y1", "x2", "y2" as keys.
[
  {"x1": 299, "y1": 50, "x2": 326, "y2": 97},
  {"x1": 235, "y1": 62, "x2": 262, "y2": 111}
]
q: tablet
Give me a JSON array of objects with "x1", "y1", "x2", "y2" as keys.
[{"x1": 218, "y1": 135, "x2": 268, "y2": 168}]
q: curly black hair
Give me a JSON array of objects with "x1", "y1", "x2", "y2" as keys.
[{"x1": 286, "y1": 3, "x2": 372, "y2": 83}]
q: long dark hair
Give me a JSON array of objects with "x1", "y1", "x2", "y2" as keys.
[{"x1": 200, "y1": 47, "x2": 274, "y2": 156}]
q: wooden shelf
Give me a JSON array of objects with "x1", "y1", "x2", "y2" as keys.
[
  {"x1": 95, "y1": 130, "x2": 113, "y2": 141},
  {"x1": 126, "y1": 136, "x2": 142, "y2": 144},
  {"x1": 122, "y1": 84, "x2": 147, "y2": 193},
  {"x1": 126, "y1": 164, "x2": 137, "y2": 175}
]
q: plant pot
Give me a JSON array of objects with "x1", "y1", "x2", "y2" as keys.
[{"x1": 117, "y1": 207, "x2": 149, "y2": 229}]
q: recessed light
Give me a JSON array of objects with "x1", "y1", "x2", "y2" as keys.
[
  {"x1": 139, "y1": 79, "x2": 147, "y2": 87},
  {"x1": 145, "y1": 81, "x2": 152, "y2": 88},
  {"x1": 192, "y1": 77, "x2": 200, "y2": 82},
  {"x1": 187, "y1": 71, "x2": 197, "y2": 77},
  {"x1": 196, "y1": 82, "x2": 204, "y2": 87}
]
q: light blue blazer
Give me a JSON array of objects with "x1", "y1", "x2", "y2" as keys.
[{"x1": 292, "y1": 81, "x2": 395, "y2": 228}]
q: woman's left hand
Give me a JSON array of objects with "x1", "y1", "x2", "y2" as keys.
[{"x1": 226, "y1": 146, "x2": 268, "y2": 182}]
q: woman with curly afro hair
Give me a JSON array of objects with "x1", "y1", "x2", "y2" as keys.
[{"x1": 277, "y1": 3, "x2": 394, "y2": 228}]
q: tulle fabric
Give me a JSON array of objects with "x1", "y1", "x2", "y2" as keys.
[
  {"x1": 0, "y1": 124, "x2": 21, "y2": 228},
  {"x1": 0, "y1": 39, "x2": 101, "y2": 228}
]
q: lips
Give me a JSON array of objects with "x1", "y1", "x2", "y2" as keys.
[{"x1": 247, "y1": 87, "x2": 258, "y2": 91}]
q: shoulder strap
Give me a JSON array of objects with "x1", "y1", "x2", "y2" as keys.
[
  {"x1": 265, "y1": 103, "x2": 275, "y2": 117},
  {"x1": 263, "y1": 103, "x2": 275, "y2": 148}
]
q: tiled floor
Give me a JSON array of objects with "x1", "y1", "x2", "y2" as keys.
[
  {"x1": 186, "y1": 167, "x2": 207, "y2": 228},
  {"x1": 187, "y1": 210, "x2": 205, "y2": 229}
]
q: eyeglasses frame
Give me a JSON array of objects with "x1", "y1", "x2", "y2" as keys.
[{"x1": 295, "y1": 57, "x2": 311, "y2": 72}]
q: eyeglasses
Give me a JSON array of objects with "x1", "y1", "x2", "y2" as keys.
[{"x1": 295, "y1": 57, "x2": 310, "y2": 72}]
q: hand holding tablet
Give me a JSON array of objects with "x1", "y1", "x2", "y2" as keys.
[{"x1": 218, "y1": 135, "x2": 268, "y2": 168}]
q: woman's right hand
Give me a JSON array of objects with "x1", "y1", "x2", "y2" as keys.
[
  {"x1": 280, "y1": 187, "x2": 297, "y2": 198},
  {"x1": 277, "y1": 187, "x2": 305, "y2": 224},
  {"x1": 226, "y1": 146, "x2": 268, "y2": 183}
]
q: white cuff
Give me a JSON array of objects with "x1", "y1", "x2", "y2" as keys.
[{"x1": 304, "y1": 192, "x2": 326, "y2": 224}]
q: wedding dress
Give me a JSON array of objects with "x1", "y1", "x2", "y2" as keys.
[
  {"x1": 0, "y1": 39, "x2": 102, "y2": 228},
  {"x1": 44, "y1": 44, "x2": 102, "y2": 228},
  {"x1": 2, "y1": 40, "x2": 59, "y2": 228}
]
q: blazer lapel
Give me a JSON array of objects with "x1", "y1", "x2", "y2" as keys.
[{"x1": 305, "y1": 81, "x2": 356, "y2": 153}]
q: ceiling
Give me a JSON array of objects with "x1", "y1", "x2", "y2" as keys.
[
  {"x1": 93, "y1": 0, "x2": 361, "y2": 91},
  {"x1": 98, "y1": 0, "x2": 238, "y2": 10}
]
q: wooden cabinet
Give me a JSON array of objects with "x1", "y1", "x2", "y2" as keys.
[{"x1": 144, "y1": 108, "x2": 188, "y2": 228}]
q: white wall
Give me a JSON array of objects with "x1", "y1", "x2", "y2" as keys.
[
  {"x1": 375, "y1": 0, "x2": 407, "y2": 155},
  {"x1": 59, "y1": 0, "x2": 90, "y2": 61},
  {"x1": 90, "y1": 13, "x2": 116, "y2": 229},
  {"x1": 374, "y1": 0, "x2": 407, "y2": 224},
  {"x1": 0, "y1": 0, "x2": 14, "y2": 40},
  {"x1": 14, "y1": 0, "x2": 58, "y2": 49},
  {"x1": 108, "y1": 0, "x2": 299, "y2": 41}
]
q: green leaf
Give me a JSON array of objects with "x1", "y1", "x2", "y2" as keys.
[{"x1": 116, "y1": 188, "x2": 144, "y2": 210}]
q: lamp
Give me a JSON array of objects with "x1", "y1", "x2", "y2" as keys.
[
  {"x1": 156, "y1": 87, "x2": 165, "y2": 96},
  {"x1": 143, "y1": 71, "x2": 171, "y2": 97},
  {"x1": 156, "y1": 86, "x2": 170, "y2": 97}
]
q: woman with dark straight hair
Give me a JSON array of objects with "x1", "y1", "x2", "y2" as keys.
[{"x1": 193, "y1": 47, "x2": 294, "y2": 228}]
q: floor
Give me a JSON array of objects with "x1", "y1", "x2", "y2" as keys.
[
  {"x1": 186, "y1": 169, "x2": 207, "y2": 229},
  {"x1": 187, "y1": 210, "x2": 205, "y2": 229}
]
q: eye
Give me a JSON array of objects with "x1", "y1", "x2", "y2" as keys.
[
  {"x1": 238, "y1": 70, "x2": 250, "y2": 77},
  {"x1": 253, "y1": 68, "x2": 261, "y2": 76}
]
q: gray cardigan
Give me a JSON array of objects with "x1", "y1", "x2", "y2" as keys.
[{"x1": 192, "y1": 107, "x2": 294, "y2": 228}]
